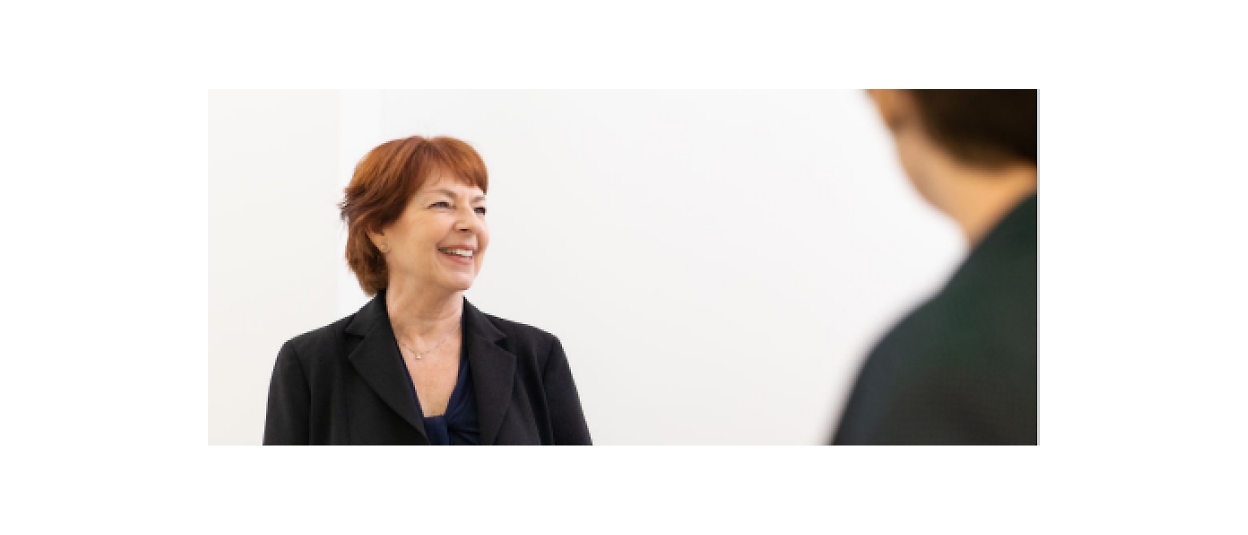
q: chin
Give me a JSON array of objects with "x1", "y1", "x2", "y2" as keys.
[{"x1": 442, "y1": 277, "x2": 475, "y2": 292}]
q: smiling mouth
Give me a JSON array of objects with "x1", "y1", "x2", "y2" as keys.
[{"x1": 438, "y1": 247, "x2": 474, "y2": 259}]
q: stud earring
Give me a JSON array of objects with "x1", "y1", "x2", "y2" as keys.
[{"x1": 378, "y1": 244, "x2": 389, "y2": 253}]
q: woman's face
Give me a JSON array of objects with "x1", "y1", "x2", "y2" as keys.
[{"x1": 372, "y1": 171, "x2": 489, "y2": 293}]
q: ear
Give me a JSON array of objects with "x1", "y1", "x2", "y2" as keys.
[
  {"x1": 367, "y1": 229, "x2": 388, "y2": 253},
  {"x1": 868, "y1": 89, "x2": 909, "y2": 132}
]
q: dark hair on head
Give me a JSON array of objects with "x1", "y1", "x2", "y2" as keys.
[
  {"x1": 907, "y1": 89, "x2": 1037, "y2": 168},
  {"x1": 338, "y1": 135, "x2": 489, "y2": 295}
]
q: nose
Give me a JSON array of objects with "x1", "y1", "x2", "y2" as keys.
[{"x1": 456, "y1": 206, "x2": 482, "y2": 233}]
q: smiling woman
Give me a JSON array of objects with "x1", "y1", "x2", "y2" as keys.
[{"x1": 263, "y1": 135, "x2": 592, "y2": 445}]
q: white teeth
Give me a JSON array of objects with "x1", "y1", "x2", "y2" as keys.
[{"x1": 440, "y1": 248, "x2": 473, "y2": 258}]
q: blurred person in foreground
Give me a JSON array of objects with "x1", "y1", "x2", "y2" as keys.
[
  {"x1": 264, "y1": 136, "x2": 591, "y2": 445},
  {"x1": 833, "y1": 90, "x2": 1037, "y2": 445}
]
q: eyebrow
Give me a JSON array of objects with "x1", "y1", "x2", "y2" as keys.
[{"x1": 426, "y1": 188, "x2": 486, "y2": 203}]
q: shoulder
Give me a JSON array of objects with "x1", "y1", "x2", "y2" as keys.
[
  {"x1": 861, "y1": 270, "x2": 1036, "y2": 407},
  {"x1": 474, "y1": 310, "x2": 567, "y2": 373},
  {"x1": 875, "y1": 276, "x2": 1033, "y2": 375},
  {"x1": 864, "y1": 297, "x2": 952, "y2": 378},
  {"x1": 856, "y1": 260, "x2": 1034, "y2": 394},
  {"x1": 476, "y1": 312, "x2": 578, "y2": 385},
  {"x1": 482, "y1": 312, "x2": 559, "y2": 347},
  {"x1": 278, "y1": 315, "x2": 355, "y2": 363}
]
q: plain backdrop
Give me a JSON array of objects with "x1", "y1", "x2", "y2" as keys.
[
  {"x1": 208, "y1": 89, "x2": 965, "y2": 445},
  {"x1": 14, "y1": 2, "x2": 1248, "y2": 531}
]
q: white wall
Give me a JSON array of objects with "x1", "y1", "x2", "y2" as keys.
[
  {"x1": 208, "y1": 90, "x2": 341, "y2": 445},
  {"x1": 209, "y1": 89, "x2": 964, "y2": 445},
  {"x1": 336, "y1": 91, "x2": 384, "y2": 318}
]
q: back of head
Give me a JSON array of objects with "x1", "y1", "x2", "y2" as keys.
[{"x1": 907, "y1": 90, "x2": 1037, "y2": 169}]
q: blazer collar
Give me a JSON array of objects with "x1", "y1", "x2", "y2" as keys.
[
  {"x1": 345, "y1": 290, "x2": 516, "y2": 445},
  {"x1": 461, "y1": 298, "x2": 515, "y2": 446}
]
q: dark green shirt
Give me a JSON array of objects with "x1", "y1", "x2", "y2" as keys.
[{"x1": 833, "y1": 194, "x2": 1037, "y2": 445}]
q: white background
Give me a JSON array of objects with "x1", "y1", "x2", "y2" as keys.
[
  {"x1": 6, "y1": 1, "x2": 1248, "y2": 532},
  {"x1": 209, "y1": 89, "x2": 964, "y2": 445}
]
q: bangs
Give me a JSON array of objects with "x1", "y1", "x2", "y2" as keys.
[{"x1": 410, "y1": 137, "x2": 489, "y2": 194}]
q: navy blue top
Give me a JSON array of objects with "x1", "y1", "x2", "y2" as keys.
[{"x1": 398, "y1": 339, "x2": 481, "y2": 445}]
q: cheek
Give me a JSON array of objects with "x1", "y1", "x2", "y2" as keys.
[
  {"x1": 894, "y1": 130, "x2": 932, "y2": 184},
  {"x1": 476, "y1": 225, "x2": 490, "y2": 252}
]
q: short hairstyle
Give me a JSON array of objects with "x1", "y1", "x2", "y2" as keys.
[
  {"x1": 338, "y1": 136, "x2": 489, "y2": 295},
  {"x1": 908, "y1": 89, "x2": 1037, "y2": 169}
]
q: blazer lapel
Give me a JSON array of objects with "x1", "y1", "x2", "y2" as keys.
[
  {"x1": 463, "y1": 299, "x2": 515, "y2": 445},
  {"x1": 345, "y1": 291, "x2": 428, "y2": 441}
]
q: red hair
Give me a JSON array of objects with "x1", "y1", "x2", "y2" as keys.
[{"x1": 338, "y1": 136, "x2": 489, "y2": 295}]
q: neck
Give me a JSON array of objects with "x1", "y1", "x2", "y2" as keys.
[
  {"x1": 384, "y1": 278, "x2": 464, "y2": 340},
  {"x1": 935, "y1": 163, "x2": 1037, "y2": 247}
]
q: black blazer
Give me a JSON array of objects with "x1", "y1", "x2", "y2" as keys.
[
  {"x1": 833, "y1": 195, "x2": 1037, "y2": 445},
  {"x1": 263, "y1": 291, "x2": 592, "y2": 445}
]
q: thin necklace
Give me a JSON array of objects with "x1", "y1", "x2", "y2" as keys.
[{"x1": 401, "y1": 324, "x2": 460, "y2": 360}]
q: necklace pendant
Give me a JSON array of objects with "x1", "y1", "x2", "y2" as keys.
[{"x1": 416, "y1": 352, "x2": 422, "y2": 360}]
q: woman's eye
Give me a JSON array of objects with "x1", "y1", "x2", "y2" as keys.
[
  {"x1": 430, "y1": 201, "x2": 451, "y2": 209},
  {"x1": 475, "y1": 207, "x2": 487, "y2": 215}
]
